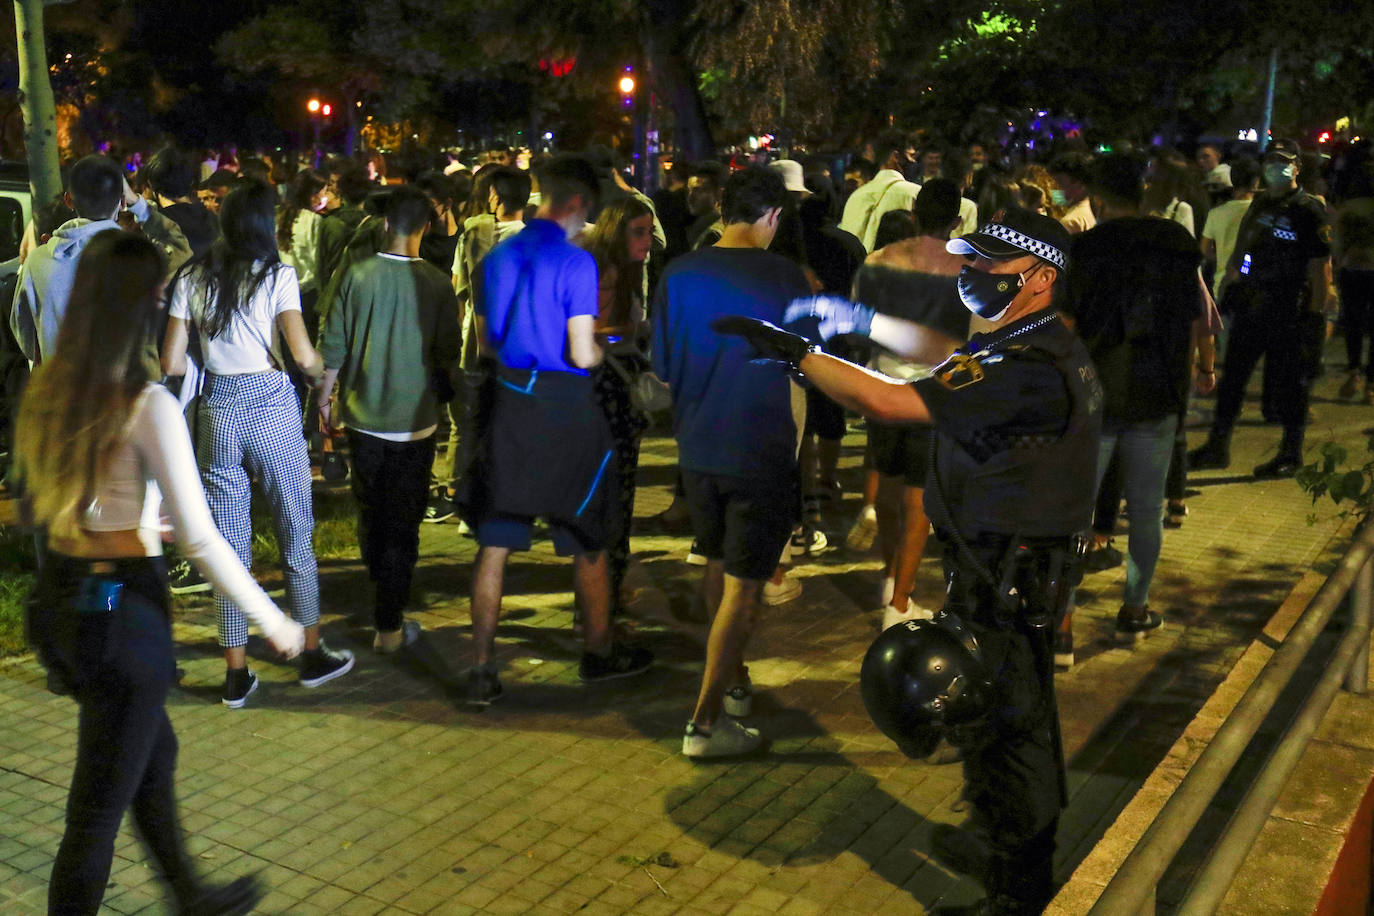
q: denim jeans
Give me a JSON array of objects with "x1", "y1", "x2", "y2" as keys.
[
  {"x1": 28, "y1": 555, "x2": 191, "y2": 914},
  {"x1": 1097, "y1": 415, "x2": 1178, "y2": 607}
]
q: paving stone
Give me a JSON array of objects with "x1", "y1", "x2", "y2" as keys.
[{"x1": 2, "y1": 362, "x2": 1367, "y2": 914}]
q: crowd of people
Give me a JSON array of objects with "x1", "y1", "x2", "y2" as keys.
[{"x1": 7, "y1": 124, "x2": 1372, "y2": 914}]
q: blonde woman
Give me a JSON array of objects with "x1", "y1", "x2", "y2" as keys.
[{"x1": 18, "y1": 231, "x2": 303, "y2": 913}]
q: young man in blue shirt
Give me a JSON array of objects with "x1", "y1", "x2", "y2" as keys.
[
  {"x1": 461, "y1": 154, "x2": 653, "y2": 706},
  {"x1": 653, "y1": 167, "x2": 812, "y2": 757}
]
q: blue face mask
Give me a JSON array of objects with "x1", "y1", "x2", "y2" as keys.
[
  {"x1": 957, "y1": 265, "x2": 1025, "y2": 322},
  {"x1": 1049, "y1": 189, "x2": 1068, "y2": 208}
]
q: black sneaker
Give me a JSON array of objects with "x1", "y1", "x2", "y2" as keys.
[
  {"x1": 1253, "y1": 454, "x2": 1302, "y2": 480},
  {"x1": 467, "y1": 666, "x2": 503, "y2": 706},
  {"x1": 1187, "y1": 438, "x2": 1231, "y2": 471},
  {"x1": 222, "y1": 669, "x2": 258, "y2": 709},
  {"x1": 298, "y1": 643, "x2": 355, "y2": 687},
  {"x1": 168, "y1": 559, "x2": 212, "y2": 595},
  {"x1": 1115, "y1": 606, "x2": 1164, "y2": 643},
  {"x1": 579, "y1": 643, "x2": 654, "y2": 682},
  {"x1": 1082, "y1": 541, "x2": 1123, "y2": 572},
  {"x1": 423, "y1": 489, "x2": 456, "y2": 524},
  {"x1": 176, "y1": 873, "x2": 262, "y2": 916}
]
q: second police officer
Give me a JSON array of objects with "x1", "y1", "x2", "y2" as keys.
[
  {"x1": 1189, "y1": 138, "x2": 1333, "y2": 478},
  {"x1": 715, "y1": 207, "x2": 1103, "y2": 915}
]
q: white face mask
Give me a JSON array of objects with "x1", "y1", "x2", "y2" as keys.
[{"x1": 1264, "y1": 162, "x2": 1295, "y2": 187}]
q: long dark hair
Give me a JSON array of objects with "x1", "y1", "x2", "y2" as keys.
[
  {"x1": 582, "y1": 197, "x2": 651, "y2": 325},
  {"x1": 17, "y1": 232, "x2": 166, "y2": 530},
  {"x1": 178, "y1": 178, "x2": 282, "y2": 339},
  {"x1": 277, "y1": 168, "x2": 325, "y2": 250}
]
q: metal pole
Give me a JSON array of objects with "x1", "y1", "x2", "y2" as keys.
[
  {"x1": 1258, "y1": 48, "x2": 1278, "y2": 146},
  {"x1": 1088, "y1": 527, "x2": 1374, "y2": 913},
  {"x1": 1176, "y1": 615, "x2": 1370, "y2": 915},
  {"x1": 1347, "y1": 556, "x2": 1371, "y2": 694}
]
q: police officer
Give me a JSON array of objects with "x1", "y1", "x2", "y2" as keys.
[
  {"x1": 1189, "y1": 138, "x2": 1333, "y2": 478},
  {"x1": 716, "y1": 207, "x2": 1102, "y2": 915}
]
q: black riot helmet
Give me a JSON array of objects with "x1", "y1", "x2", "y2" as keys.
[{"x1": 860, "y1": 614, "x2": 992, "y2": 758}]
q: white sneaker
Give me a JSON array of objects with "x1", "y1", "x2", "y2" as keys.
[
  {"x1": 881, "y1": 576, "x2": 895, "y2": 608},
  {"x1": 882, "y1": 602, "x2": 935, "y2": 631},
  {"x1": 846, "y1": 505, "x2": 878, "y2": 552},
  {"x1": 683, "y1": 719, "x2": 764, "y2": 758},
  {"x1": 685, "y1": 540, "x2": 709, "y2": 566},
  {"x1": 373, "y1": 620, "x2": 422, "y2": 654},
  {"x1": 762, "y1": 575, "x2": 803, "y2": 606}
]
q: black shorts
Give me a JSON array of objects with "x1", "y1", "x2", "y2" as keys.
[
  {"x1": 681, "y1": 470, "x2": 795, "y2": 581},
  {"x1": 868, "y1": 420, "x2": 933, "y2": 488},
  {"x1": 804, "y1": 386, "x2": 846, "y2": 441}
]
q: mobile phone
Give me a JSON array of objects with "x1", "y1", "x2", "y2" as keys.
[{"x1": 77, "y1": 578, "x2": 123, "y2": 614}]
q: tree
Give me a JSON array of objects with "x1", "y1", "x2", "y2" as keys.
[{"x1": 12, "y1": 0, "x2": 73, "y2": 206}]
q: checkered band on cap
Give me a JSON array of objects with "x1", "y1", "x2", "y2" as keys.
[{"x1": 979, "y1": 222, "x2": 1067, "y2": 269}]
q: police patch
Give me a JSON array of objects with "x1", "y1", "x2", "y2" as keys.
[{"x1": 933, "y1": 353, "x2": 986, "y2": 390}]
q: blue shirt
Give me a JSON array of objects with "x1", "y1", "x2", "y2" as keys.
[
  {"x1": 477, "y1": 219, "x2": 598, "y2": 374},
  {"x1": 652, "y1": 246, "x2": 812, "y2": 480}
]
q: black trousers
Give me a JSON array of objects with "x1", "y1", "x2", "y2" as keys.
[
  {"x1": 347, "y1": 430, "x2": 436, "y2": 631},
  {"x1": 1214, "y1": 295, "x2": 1316, "y2": 439},
  {"x1": 944, "y1": 550, "x2": 1062, "y2": 911},
  {"x1": 1340, "y1": 268, "x2": 1374, "y2": 378},
  {"x1": 28, "y1": 555, "x2": 191, "y2": 915}
]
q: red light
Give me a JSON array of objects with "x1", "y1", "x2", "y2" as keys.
[
  {"x1": 321, "y1": 103, "x2": 332, "y2": 117},
  {"x1": 1319, "y1": 131, "x2": 1331, "y2": 143}
]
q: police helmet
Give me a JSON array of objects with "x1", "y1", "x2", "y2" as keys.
[{"x1": 860, "y1": 613, "x2": 991, "y2": 758}]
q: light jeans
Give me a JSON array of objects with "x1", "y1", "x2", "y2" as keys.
[{"x1": 1096, "y1": 415, "x2": 1178, "y2": 608}]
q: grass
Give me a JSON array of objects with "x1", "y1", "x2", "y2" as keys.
[
  {"x1": 0, "y1": 527, "x2": 37, "y2": 657},
  {"x1": 249, "y1": 484, "x2": 361, "y2": 568}
]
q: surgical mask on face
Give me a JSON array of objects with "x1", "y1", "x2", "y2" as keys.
[
  {"x1": 1264, "y1": 162, "x2": 1295, "y2": 187},
  {"x1": 1049, "y1": 189, "x2": 1067, "y2": 208},
  {"x1": 957, "y1": 265, "x2": 1026, "y2": 322}
]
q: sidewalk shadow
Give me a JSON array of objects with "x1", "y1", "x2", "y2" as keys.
[{"x1": 650, "y1": 696, "x2": 978, "y2": 910}]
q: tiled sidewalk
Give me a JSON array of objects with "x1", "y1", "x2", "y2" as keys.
[{"x1": 1, "y1": 362, "x2": 1367, "y2": 914}]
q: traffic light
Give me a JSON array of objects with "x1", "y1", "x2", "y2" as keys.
[
  {"x1": 619, "y1": 67, "x2": 635, "y2": 108},
  {"x1": 307, "y1": 98, "x2": 321, "y2": 113}
]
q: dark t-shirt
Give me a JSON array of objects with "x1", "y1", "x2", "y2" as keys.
[
  {"x1": 652, "y1": 246, "x2": 811, "y2": 480},
  {"x1": 1064, "y1": 217, "x2": 1200, "y2": 427},
  {"x1": 161, "y1": 202, "x2": 219, "y2": 258}
]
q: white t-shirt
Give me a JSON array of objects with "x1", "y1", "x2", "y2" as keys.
[
  {"x1": 954, "y1": 196, "x2": 978, "y2": 237},
  {"x1": 1202, "y1": 198, "x2": 1254, "y2": 292},
  {"x1": 170, "y1": 262, "x2": 301, "y2": 375},
  {"x1": 840, "y1": 169, "x2": 922, "y2": 252},
  {"x1": 279, "y1": 209, "x2": 322, "y2": 292},
  {"x1": 1059, "y1": 197, "x2": 1096, "y2": 235}
]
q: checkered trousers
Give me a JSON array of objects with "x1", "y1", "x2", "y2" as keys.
[{"x1": 197, "y1": 370, "x2": 319, "y2": 647}]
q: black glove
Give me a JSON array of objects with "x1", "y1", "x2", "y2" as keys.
[{"x1": 711, "y1": 316, "x2": 815, "y2": 367}]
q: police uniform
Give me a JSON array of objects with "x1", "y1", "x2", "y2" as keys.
[
  {"x1": 912, "y1": 309, "x2": 1103, "y2": 912},
  {"x1": 1212, "y1": 187, "x2": 1331, "y2": 454}
]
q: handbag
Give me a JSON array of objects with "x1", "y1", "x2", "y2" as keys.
[{"x1": 604, "y1": 352, "x2": 672, "y2": 414}]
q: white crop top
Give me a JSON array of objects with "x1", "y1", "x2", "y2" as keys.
[
  {"x1": 76, "y1": 385, "x2": 291, "y2": 641},
  {"x1": 169, "y1": 263, "x2": 301, "y2": 375}
]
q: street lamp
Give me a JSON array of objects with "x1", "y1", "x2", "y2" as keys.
[
  {"x1": 307, "y1": 97, "x2": 321, "y2": 114},
  {"x1": 306, "y1": 96, "x2": 322, "y2": 162}
]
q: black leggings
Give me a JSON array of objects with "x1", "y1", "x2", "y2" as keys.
[
  {"x1": 28, "y1": 555, "x2": 189, "y2": 915},
  {"x1": 1340, "y1": 268, "x2": 1374, "y2": 378}
]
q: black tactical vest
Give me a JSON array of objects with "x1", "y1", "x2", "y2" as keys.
[{"x1": 928, "y1": 315, "x2": 1103, "y2": 540}]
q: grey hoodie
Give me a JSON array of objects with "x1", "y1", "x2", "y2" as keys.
[{"x1": 10, "y1": 197, "x2": 191, "y2": 364}]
